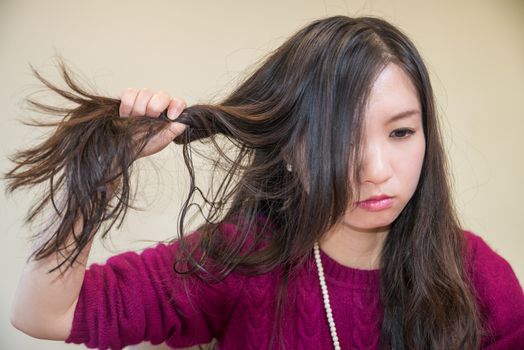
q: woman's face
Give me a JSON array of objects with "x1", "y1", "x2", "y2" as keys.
[{"x1": 343, "y1": 63, "x2": 426, "y2": 232}]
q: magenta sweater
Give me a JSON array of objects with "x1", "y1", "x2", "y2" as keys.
[{"x1": 65, "y1": 223, "x2": 524, "y2": 349}]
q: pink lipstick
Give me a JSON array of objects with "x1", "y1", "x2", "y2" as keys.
[{"x1": 357, "y1": 194, "x2": 393, "y2": 212}]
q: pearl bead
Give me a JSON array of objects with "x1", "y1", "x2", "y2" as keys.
[{"x1": 314, "y1": 241, "x2": 341, "y2": 349}]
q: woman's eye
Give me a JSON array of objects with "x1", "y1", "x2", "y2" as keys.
[{"x1": 390, "y1": 128, "x2": 415, "y2": 139}]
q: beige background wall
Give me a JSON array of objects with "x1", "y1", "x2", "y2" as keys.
[{"x1": 1, "y1": 0, "x2": 522, "y2": 349}]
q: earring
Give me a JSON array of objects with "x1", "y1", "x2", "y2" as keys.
[{"x1": 286, "y1": 163, "x2": 293, "y2": 172}]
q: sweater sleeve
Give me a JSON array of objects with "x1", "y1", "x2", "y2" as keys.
[
  {"x1": 64, "y1": 231, "x2": 247, "y2": 349},
  {"x1": 465, "y1": 231, "x2": 524, "y2": 349}
]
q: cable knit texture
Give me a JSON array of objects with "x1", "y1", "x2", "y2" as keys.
[{"x1": 65, "y1": 220, "x2": 524, "y2": 349}]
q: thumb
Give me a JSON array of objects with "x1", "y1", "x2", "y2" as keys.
[
  {"x1": 137, "y1": 121, "x2": 188, "y2": 159},
  {"x1": 165, "y1": 120, "x2": 187, "y2": 141}
]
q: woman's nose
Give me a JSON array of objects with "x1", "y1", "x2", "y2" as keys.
[{"x1": 360, "y1": 142, "x2": 392, "y2": 185}]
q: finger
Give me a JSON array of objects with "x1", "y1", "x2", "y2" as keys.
[
  {"x1": 167, "y1": 121, "x2": 188, "y2": 138},
  {"x1": 157, "y1": 121, "x2": 188, "y2": 149},
  {"x1": 145, "y1": 91, "x2": 170, "y2": 117},
  {"x1": 130, "y1": 88, "x2": 155, "y2": 117},
  {"x1": 119, "y1": 88, "x2": 139, "y2": 117},
  {"x1": 137, "y1": 120, "x2": 187, "y2": 159},
  {"x1": 166, "y1": 97, "x2": 187, "y2": 120}
]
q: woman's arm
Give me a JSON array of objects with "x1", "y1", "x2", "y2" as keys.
[
  {"x1": 10, "y1": 213, "x2": 94, "y2": 340},
  {"x1": 61, "y1": 230, "x2": 247, "y2": 349}
]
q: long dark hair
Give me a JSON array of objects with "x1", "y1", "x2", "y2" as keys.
[{"x1": 3, "y1": 15, "x2": 484, "y2": 349}]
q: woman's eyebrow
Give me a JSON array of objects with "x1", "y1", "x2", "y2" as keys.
[{"x1": 387, "y1": 109, "x2": 421, "y2": 124}]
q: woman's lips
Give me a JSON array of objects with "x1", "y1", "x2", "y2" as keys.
[{"x1": 357, "y1": 197, "x2": 394, "y2": 211}]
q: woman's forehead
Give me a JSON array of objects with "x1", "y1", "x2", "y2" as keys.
[{"x1": 364, "y1": 64, "x2": 421, "y2": 122}]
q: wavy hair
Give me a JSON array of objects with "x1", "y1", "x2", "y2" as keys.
[{"x1": 3, "y1": 15, "x2": 484, "y2": 349}]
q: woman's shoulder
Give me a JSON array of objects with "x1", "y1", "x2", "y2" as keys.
[
  {"x1": 461, "y1": 229, "x2": 524, "y2": 347},
  {"x1": 461, "y1": 229, "x2": 521, "y2": 293},
  {"x1": 462, "y1": 229, "x2": 520, "y2": 281}
]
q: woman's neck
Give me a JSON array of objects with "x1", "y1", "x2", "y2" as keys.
[{"x1": 318, "y1": 222, "x2": 389, "y2": 270}]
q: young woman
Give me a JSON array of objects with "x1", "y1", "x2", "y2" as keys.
[{"x1": 6, "y1": 15, "x2": 523, "y2": 350}]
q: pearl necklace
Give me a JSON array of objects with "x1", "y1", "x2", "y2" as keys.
[{"x1": 314, "y1": 241, "x2": 341, "y2": 350}]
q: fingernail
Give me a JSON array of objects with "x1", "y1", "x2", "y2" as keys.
[
  {"x1": 168, "y1": 102, "x2": 182, "y2": 120},
  {"x1": 167, "y1": 107, "x2": 177, "y2": 120}
]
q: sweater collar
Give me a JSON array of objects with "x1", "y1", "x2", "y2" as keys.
[{"x1": 317, "y1": 245, "x2": 381, "y2": 290}]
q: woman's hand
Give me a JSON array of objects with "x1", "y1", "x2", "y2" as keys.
[{"x1": 118, "y1": 88, "x2": 188, "y2": 159}]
